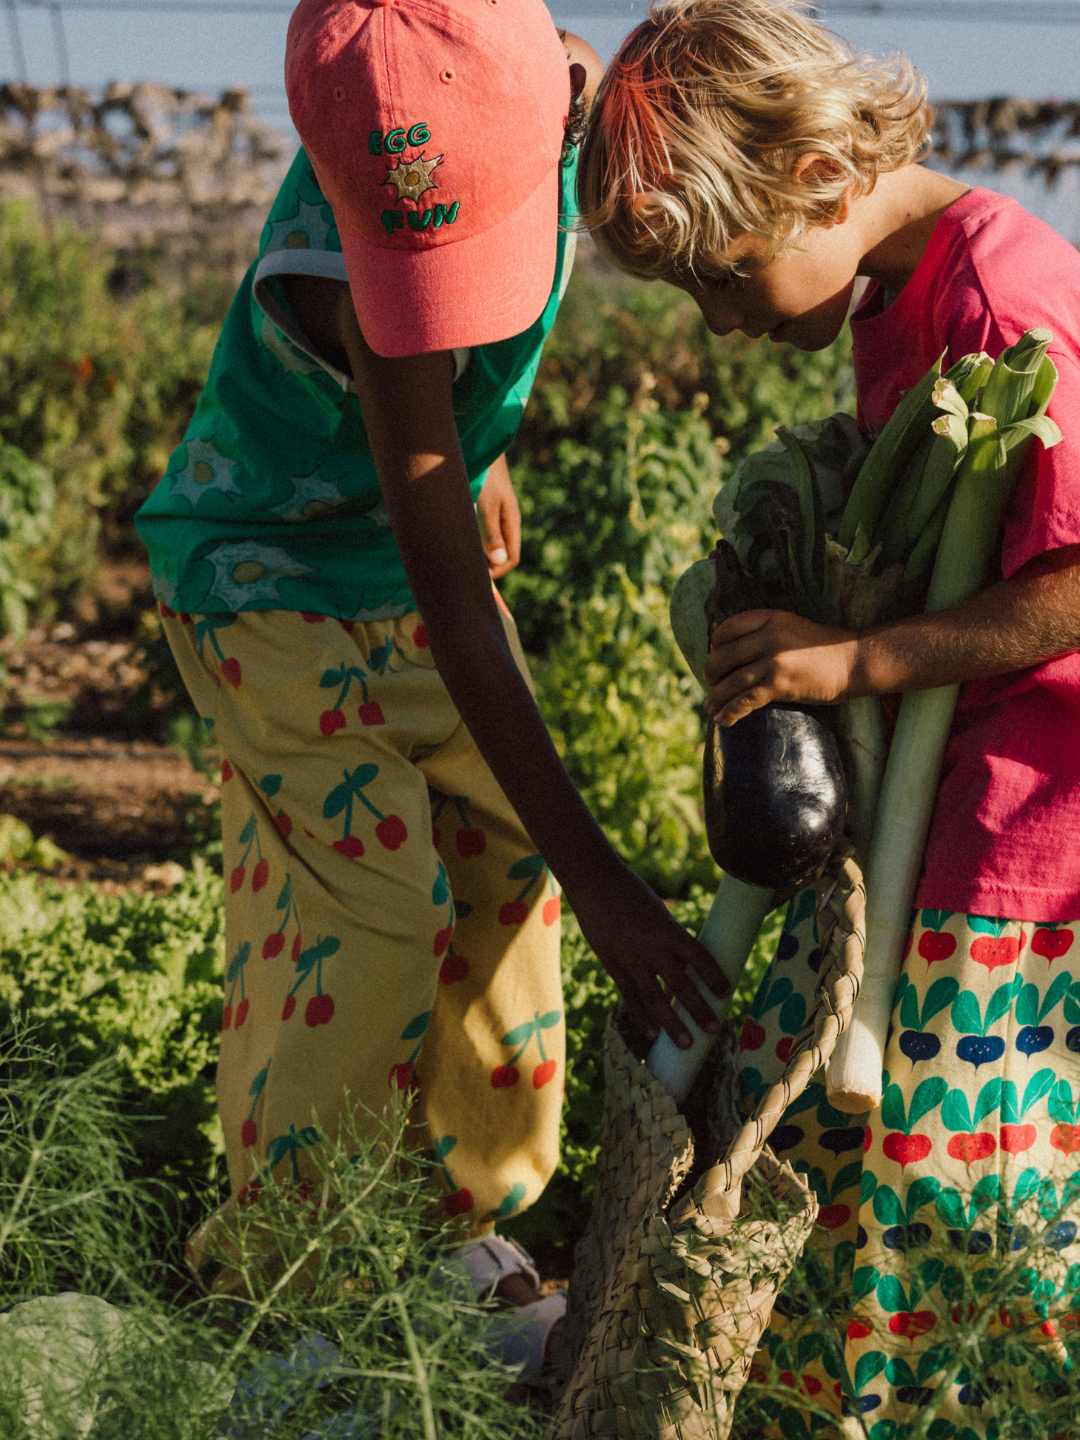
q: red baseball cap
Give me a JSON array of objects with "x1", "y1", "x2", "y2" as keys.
[{"x1": 286, "y1": 0, "x2": 571, "y2": 358}]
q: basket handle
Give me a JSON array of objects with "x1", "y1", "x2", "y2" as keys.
[{"x1": 673, "y1": 843, "x2": 866, "y2": 1219}]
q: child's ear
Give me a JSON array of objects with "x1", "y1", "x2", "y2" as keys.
[{"x1": 791, "y1": 152, "x2": 851, "y2": 226}]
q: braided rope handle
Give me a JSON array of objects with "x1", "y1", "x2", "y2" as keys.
[{"x1": 675, "y1": 842, "x2": 866, "y2": 1219}]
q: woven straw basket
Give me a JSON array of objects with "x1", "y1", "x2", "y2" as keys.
[{"x1": 551, "y1": 844, "x2": 866, "y2": 1440}]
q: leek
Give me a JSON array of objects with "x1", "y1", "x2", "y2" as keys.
[
  {"x1": 646, "y1": 873, "x2": 775, "y2": 1102},
  {"x1": 827, "y1": 330, "x2": 1062, "y2": 1113}
]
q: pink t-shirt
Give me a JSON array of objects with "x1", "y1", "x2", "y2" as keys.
[{"x1": 851, "y1": 187, "x2": 1080, "y2": 921}]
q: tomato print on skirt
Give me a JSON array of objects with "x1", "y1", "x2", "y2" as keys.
[
  {"x1": 737, "y1": 898, "x2": 1080, "y2": 1438},
  {"x1": 159, "y1": 604, "x2": 564, "y2": 1291}
]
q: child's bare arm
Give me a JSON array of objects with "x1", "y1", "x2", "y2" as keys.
[
  {"x1": 704, "y1": 542, "x2": 1080, "y2": 724},
  {"x1": 324, "y1": 285, "x2": 727, "y2": 1046}
]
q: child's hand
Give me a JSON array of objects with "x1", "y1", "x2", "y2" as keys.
[
  {"x1": 704, "y1": 609, "x2": 860, "y2": 725},
  {"x1": 477, "y1": 456, "x2": 521, "y2": 579},
  {"x1": 568, "y1": 867, "x2": 730, "y2": 1049}
]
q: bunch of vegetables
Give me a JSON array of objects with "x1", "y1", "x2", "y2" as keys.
[{"x1": 652, "y1": 329, "x2": 1061, "y2": 1107}]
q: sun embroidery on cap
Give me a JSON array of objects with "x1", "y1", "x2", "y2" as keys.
[{"x1": 383, "y1": 152, "x2": 442, "y2": 203}]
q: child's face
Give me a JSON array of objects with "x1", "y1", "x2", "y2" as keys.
[{"x1": 672, "y1": 219, "x2": 859, "y2": 352}]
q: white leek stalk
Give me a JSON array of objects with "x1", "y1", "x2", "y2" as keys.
[
  {"x1": 647, "y1": 873, "x2": 775, "y2": 1102},
  {"x1": 827, "y1": 332, "x2": 1062, "y2": 1113}
]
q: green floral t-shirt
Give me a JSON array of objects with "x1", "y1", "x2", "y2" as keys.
[{"x1": 136, "y1": 145, "x2": 578, "y2": 620}]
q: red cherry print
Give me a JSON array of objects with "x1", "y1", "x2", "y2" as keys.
[
  {"x1": 241, "y1": 1119, "x2": 257, "y2": 1148},
  {"x1": 882, "y1": 1133, "x2": 932, "y2": 1169},
  {"x1": 275, "y1": 811, "x2": 293, "y2": 838},
  {"x1": 333, "y1": 836, "x2": 365, "y2": 858},
  {"x1": 739, "y1": 1018, "x2": 766, "y2": 1052},
  {"x1": 918, "y1": 931, "x2": 956, "y2": 964},
  {"x1": 301, "y1": 612, "x2": 325, "y2": 623},
  {"x1": 1033, "y1": 927, "x2": 1074, "y2": 963},
  {"x1": 160, "y1": 602, "x2": 177, "y2": 618},
  {"x1": 305, "y1": 993, "x2": 335, "y2": 1027},
  {"x1": 443, "y1": 1187, "x2": 473, "y2": 1217},
  {"x1": 282, "y1": 995, "x2": 296, "y2": 1020},
  {"x1": 388, "y1": 1062, "x2": 417, "y2": 1092},
  {"x1": 439, "y1": 953, "x2": 469, "y2": 984},
  {"x1": 263, "y1": 932, "x2": 285, "y2": 959},
  {"x1": 432, "y1": 827, "x2": 442, "y2": 849},
  {"x1": 499, "y1": 901, "x2": 529, "y2": 926},
  {"x1": 252, "y1": 859, "x2": 269, "y2": 892},
  {"x1": 802, "y1": 1377, "x2": 822, "y2": 1397},
  {"x1": 780, "y1": 1371, "x2": 795, "y2": 1389},
  {"x1": 292, "y1": 932, "x2": 303, "y2": 963},
  {"x1": 970, "y1": 935, "x2": 1020, "y2": 973},
  {"x1": 903, "y1": 931, "x2": 913, "y2": 959},
  {"x1": 864, "y1": 1125, "x2": 872, "y2": 1153},
  {"x1": 413, "y1": 624, "x2": 429, "y2": 648},
  {"x1": 533, "y1": 1059, "x2": 557, "y2": 1089},
  {"x1": 221, "y1": 1005, "x2": 233, "y2": 1031},
  {"x1": 235, "y1": 998, "x2": 250, "y2": 1029},
  {"x1": 358, "y1": 701, "x2": 385, "y2": 726},
  {"x1": 816, "y1": 1203, "x2": 851, "y2": 1231},
  {"x1": 221, "y1": 758, "x2": 233, "y2": 782},
  {"x1": 376, "y1": 815, "x2": 408, "y2": 850},
  {"x1": 455, "y1": 827, "x2": 487, "y2": 858},
  {"x1": 337, "y1": 619, "x2": 354, "y2": 634},
  {"x1": 230, "y1": 865, "x2": 246, "y2": 893},
  {"x1": 542, "y1": 895, "x2": 561, "y2": 926},
  {"x1": 222, "y1": 657, "x2": 242, "y2": 689},
  {"x1": 433, "y1": 927, "x2": 453, "y2": 956},
  {"x1": 320, "y1": 709, "x2": 346, "y2": 736},
  {"x1": 889, "y1": 1311, "x2": 937, "y2": 1343},
  {"x1": 847, "y1": 1319, "x2": 873, "y2": 1341},
  {"x1": 775, "y1": 1036, "x2": 793, "y2": 1064},
  {"x1": 1051, "y1": 1123, "x2": 1080, "y2": 1154},
  {"x1": 947, "y1": 1132, "x2": 996, "y2": 1166},
  {"x1": 1000, "y1": 1123, "x2": 1037, "y2": 1155},
  {"x1": 491, "y1": 1065, "x2": 520, "y2": 1089}
]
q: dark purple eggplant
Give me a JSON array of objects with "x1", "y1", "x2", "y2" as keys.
[
  {"x1": 703, "y1": 702, "x2": 847, "y2": 893},
  {"x1": 701, "y1": 540, "x2": 847, "y2": 892}
]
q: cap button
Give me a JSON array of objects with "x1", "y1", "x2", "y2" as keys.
[{"x1": 371, "y1": 0, "x2": 395, "y2": 6}]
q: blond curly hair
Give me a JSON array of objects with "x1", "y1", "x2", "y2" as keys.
[{"x1": 579, "y1": 0, "x2": 932, "y2": 281}]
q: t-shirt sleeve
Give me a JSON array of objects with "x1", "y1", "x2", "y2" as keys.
[{"x1": 1000, "y1": 349, "x2": 1080, "y2": 577}]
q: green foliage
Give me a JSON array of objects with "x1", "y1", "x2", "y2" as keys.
[
  {"x1": 0, "y1": 442, "x2": 55, "y2": 644},
  {"x1": 0, "y1": 866, "x2": 226, "y2": 1209},
  {"x1": 506, "y1": 272, "x2": 855, "y2": 897},
  {"x1": 0, "y1": 1032, "x2": 546, "y2": 1440},
  {"x1": 533, "y1": 571, "x2": 712, "y2": 894},
  {"x1": 505, "y1": 272, "x2": 856, "y2": 657},
  {"x1": 0, "y1": 201, "x2": 218, "y2": 620}
]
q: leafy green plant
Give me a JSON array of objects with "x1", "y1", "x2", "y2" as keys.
[
  {"x1": 0, "y1": 442, "x2": 55, "y2": 645},
  {"x1": 0, "y1": 1030, "x2": 547, "y2": 1440}
]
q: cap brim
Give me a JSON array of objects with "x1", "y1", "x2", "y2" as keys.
[{"x1": 339, "y1": 162, "x2": 560, "y2": 359}]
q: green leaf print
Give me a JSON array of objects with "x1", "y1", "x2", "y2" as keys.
[
  {"x1": 921, "y1": 908, "x2": 954, "y2": 932},
  {"x1": 226, "y1": 941, "x2": 251, "y2": 982},
  {"x1": 401, "y1": 1012, "x2": 431, "y2": 1041},
  {"x1": 787, "y1": 888, "x2": 817, "y2": 931},
  {"x1": 1050, "y1": 1078, "x2": 1078, "y2": 1126},
  {"x1": 913, "y1": 1259, "x2": 945, "y2": 1306},
  {"x1": 1039, "y1": 1177, "x2": 1060, "y2": 1220},
  {"x1": 941, "y1": 1078, "x2": 1002, "y2": 1133},
  {"x1": 885, "y1": 1358, "x2": 916, "y2": 1387},
  {"x1": 968, "y1": 914, "x2": 1009, "y2": 936},
  {"x1": 923, "y1": 976, "x2": 961, "y2": 1024},
  {"x1": 852, "y1": 1265, "x2": 881, "y2": 1303},
  {"x1": 832, "y1": 1162, "x2": 863, "y2": 1201},
  {"x1": 778, "y1": 991, "x2": 806, "y2": 1035},
  {"x1": 1063, "y1": 981, "x2": 1080, "y2": 1026},
  {"x1": 276, "y1": 877, "x2": 292, "y2": 911},
  {"x1": 880, "y1": 1077, "x2": 907, "y2": 1131},
  {"x1": 778, "y1": 1412, "x2": 810, "y2": 1440},
  {"x1": 239, "y1": 815, "x2": 256, "y2": 845},
  {"x1": 854, "y1": 1350, "x2": 887, "y2": 1394},
  {"x1": 1016, "y1": 970, "x2": 1073, "y2": 1026},
  {"x1": 873, "y1": 1185, "x2": 905, "y2": 1227},
  {"x1": 248, "y1": 1063, "x2": 270, "y2": 1099},
  {"x1": 432, "y1": 863, "x2": 450, "y2": 906},
  {"x1": 259, "y1": 774, "x2": 283, "y2": 797},
  {"x1": 918, "y1": 1345, "x2": 951, "y2": 1383},
  {"x1": 506, "y1": 855, "x2": 545, "y2": 881},
  {"x1": 951, "y1": 989, "x2": 984, "y2": 1036},
  {"x1": 750, "y1": 974, "x2": 794, "y2": 1023},
  {"x1": 909, "y1": 1076, "x2": 949, "y2": 1131},
  {"x1": 320, "y1": 667, "x2": 345, "y2": 688},
  {"x1": 907, "y1": 1176, "x2": 943, "y2": 1221},
  {"x1": 795, "y1": 1332, "x2": 824, "y2": 1368},
  {"x1": 877, "y1": 1274, "x2": 909, "y2": 1315},
  {"x1": 861, "y1": 1170, "x2": 878, "y2": 1206},
  {"x1": 985, "y1": 975, "x2": 1023, "y2": 1029},
  {"x1": 1000, "y1": 1068, "x2": 1055, "y2": 1124},
  {"x1": 433, "y1": 1135, "x2": 456, "y2": 1160}
]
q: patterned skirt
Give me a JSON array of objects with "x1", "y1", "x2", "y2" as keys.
[{"x1": 737, "y1": 895, "x2": 1080, "y2": 1439}]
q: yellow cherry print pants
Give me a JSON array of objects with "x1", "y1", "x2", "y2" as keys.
[{"x1": 159, "y1": 601, "x2": 564, "y2": 1279}]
